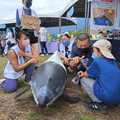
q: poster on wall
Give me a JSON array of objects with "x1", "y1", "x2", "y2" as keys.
[
  {"x1": 90, "y1": 0, "x2": 117, "y2": 34},
  {"x1": 93, "y1": 8, "x2": 115, "y2": 26},
  {"x1": 119, "y1": 16, "x2": 120, "y2": 27},
  {"x1": 101, "y1": 0, "x2": 114, "y2": 3},
  {"x1": 92, "y1": 0, "x2": 114, "y2": 3},
  {"x1": 119, "y1": 1, "x2": 120, "y2": 28}
]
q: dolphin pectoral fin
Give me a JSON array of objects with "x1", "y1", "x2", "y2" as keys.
[
  {"x1": 14, "y1": 86, "x2": 31, "y2": 99},
  {"x1": 62, "y1": 92, "x2": 81, "y2": 103}
]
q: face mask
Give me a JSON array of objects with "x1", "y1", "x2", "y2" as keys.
[
  {"x1": 62, "y1": 40, "x2": 69, "y2": 46},
  {"x1": 92, "y1": 54, "x2": 99, "y2": 59},
  {"x1": 25, "y1": 2, "x2": 32, "y2": 8},
  {"x1": 79, "y1": 48, "x2": 89, "y2": 54},
  {"x1": 21, "y1": 39, "x2": 30, "y2": 47}
]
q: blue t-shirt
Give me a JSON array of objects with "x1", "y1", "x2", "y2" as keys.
[{"x1": 86, "y1": 58, "x2": 120, "y2": 105}]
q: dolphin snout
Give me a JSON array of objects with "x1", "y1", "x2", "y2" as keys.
[
  {"x1": 38, "y1": 96, "x2": 49, "y2": 108},
  {"x1": 36, "y1": 86, "x2": 53, "y2": 108}
]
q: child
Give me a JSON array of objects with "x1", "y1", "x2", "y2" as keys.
[
  {"x1": 16, "y1": 0, "x2": 39, "y2": 54},
  {"x1": 0, "y1": 28, "x2": 40, "y2": 92},
  {"x1": 79, "y1": 39, "x2": 120, "y2": 113}
]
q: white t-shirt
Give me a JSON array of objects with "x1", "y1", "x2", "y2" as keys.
[
  {"x1": 6, "y1": 32, "x2": 16, "y2": 44},
  {"x1": 39, "y1": 27, "x2": 47, "y2": 42}
]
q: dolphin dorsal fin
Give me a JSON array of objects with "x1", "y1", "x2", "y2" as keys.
[{"x1": 45, "y1": 50, "x2": 67, "y2": 73}]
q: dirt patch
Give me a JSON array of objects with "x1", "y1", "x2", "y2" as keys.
[
  {"x1": 0, "y1": 56, "x2": 120, "y2": 120},
  {"x1": 0, "y1": 77, "x2": 120, "y2": 120}
]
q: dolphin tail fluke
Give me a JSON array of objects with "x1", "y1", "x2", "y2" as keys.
[
  {"x1": 14, "y1": 86, "x2": 31, "y2": 99},
  {"x1": 62, "y1": 92, "x2": 81, "y2": 103}
]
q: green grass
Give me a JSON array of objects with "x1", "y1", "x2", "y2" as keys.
[
  {"x1": 0, "y1": 55, "x2": 120, "y2": 120},
  {"x1": 38, "y1": 54, "x2": 52, "y2": 65},
  {"x1": 67, "y1": 74, "x2": 74, "y2": 78},
  {"x1": 72, "y1": 111, "x2": 97, "y2": 120},
  {"x1": 0, "y1": 104, "x2": 3, "y2": 107},
  {"x1": 59, "y1": 97, "x2": 67, "y2": 104},
  {"x1": 27, "y1": 112, "x2": 35, "y2": 120},
  {"x1": 46, "y1": 104, "x2": 55, "y2": 113},
  {"x1": 18, "y1": 79, "x2": 25, "y2": 88},
  {"x1": 82, "y1": 94, "x2": 90, "y2": 100},
  {"x1": 72, "y1": 104, "x2": 78, "y2": 107},
  {"x1": 0, "y1": 56, "x2": 8, "y2": 79},
  {"x1": 9, "y1": 113, "x2": 22, "y2": 120}
]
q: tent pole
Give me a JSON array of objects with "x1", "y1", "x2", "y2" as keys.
[
  {"x1": 76, "y1": 24, "x2": 77, "y2": 32},
  {"x1": 86, "y1": 1, "x2": 90, "y2": 33},
  {"x1": 84, "y1": 0, "x2": 87, "y2": 33},
  {"x1": 76, "y1": 24, "x2": 77, "y2": 38},
  {"x1": 59, "y1": 17, "x2": 61, "y2": 34}
]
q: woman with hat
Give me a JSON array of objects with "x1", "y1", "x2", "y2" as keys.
[
  {"x1": 78, "y1": 39, "x2": 120, "y2": 113},
  {"x1": 58, "y1": 32, "x2": 74, "y2": 66}
]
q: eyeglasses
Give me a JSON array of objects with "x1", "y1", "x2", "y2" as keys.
[{"x1": 77, "y1": 44, "x2": 90, "y2": 48}]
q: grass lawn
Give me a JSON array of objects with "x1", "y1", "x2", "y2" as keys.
[{"x1": 0, "y1": 55, "x2": 120, "y2": 120}]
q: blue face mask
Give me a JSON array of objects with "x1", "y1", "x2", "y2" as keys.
[
  {"x1": 92, "y1": 54, "x2": 99, "y2": 59},
  {"x1": 62, "y1": 40, "x2": 69, "y2": 46},
  {"x1": 25, "y1": 2, "x2": 32, "y2": 8}
]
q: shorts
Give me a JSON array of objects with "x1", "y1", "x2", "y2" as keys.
[
  {"x1": 29, "y1": 32, "x2": 38, "y2": 44},
  {"x1": 22, "y1": 29, "x2": 38, "y2": 44}
]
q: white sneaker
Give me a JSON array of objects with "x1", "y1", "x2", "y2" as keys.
[
  {"x1": 40, "y1": 54, "x2": 44, "y2": 56},
  {"x1": 0, "y1": 79, "x2": 5, "y2": 84},
  {"x1": 46, "y1": 53, "x2": 49, "y2": 56}
]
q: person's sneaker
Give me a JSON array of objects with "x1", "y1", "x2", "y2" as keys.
[
  {"x1": 40, "y1": 54, "x2": 44, "y2": 56},
  {"x1": 0, "y1": 79, "x2": 5, "y2": 84},
  {"x1": 45, "y1": 53, "x2": 49, "y2": 56},
  {"x1": 85, "y1": 102, "x2": 108, "y2": 114},
  {"x1": 25, "y1": 81, "x2": 31, "y2": 86}
]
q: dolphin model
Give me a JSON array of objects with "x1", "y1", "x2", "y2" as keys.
[{"x1": 15, "y1": 51, "x2": 80, "y2": 107}]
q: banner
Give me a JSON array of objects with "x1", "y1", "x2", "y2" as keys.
[{"x1": 66, "y1": 6, "x2": 74, "y2": 20}]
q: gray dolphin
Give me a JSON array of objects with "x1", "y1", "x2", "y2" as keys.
[{"x1": 15, "y1": 51, "x2": 80, "y2": 107}]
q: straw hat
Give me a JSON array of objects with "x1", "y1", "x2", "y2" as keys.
[{"x1": 93, "y1": 39, "x2": 115, "y2": 60}]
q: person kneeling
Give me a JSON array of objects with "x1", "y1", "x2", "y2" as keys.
[
  {"x1": 79, "y1": 39, "x2": 120, "y2": 113},
  {"x1": 1, "y1": 29, "x2": 40, "y2": 92},
  {"x1": 58, "y1": 32, "x2": 74, "y2": 72}
]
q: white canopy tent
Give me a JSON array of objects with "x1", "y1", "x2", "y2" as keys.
[{"x1": 0, "y1": 0, "x2": 78, "y2": 24}]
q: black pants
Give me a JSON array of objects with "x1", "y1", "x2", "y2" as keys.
[
  {"x1": 0, "y1": 43, "x2": 3, "y2": 56},
  {"x1": 40, "y1": 42, "x2": 48, "y2": 54}
]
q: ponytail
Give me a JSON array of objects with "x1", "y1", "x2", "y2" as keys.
[{"x1": 15, "y1": 27, "x2": 30, "y2": 42}]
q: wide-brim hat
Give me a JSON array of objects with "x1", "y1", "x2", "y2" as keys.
[{"x1": 93, "y1": 39, "x2": 115, "y2": 60}]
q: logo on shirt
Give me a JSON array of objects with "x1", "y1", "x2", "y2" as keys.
[{"x1": 27, "y1": 50, "x2": 30, "y2": 53}]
